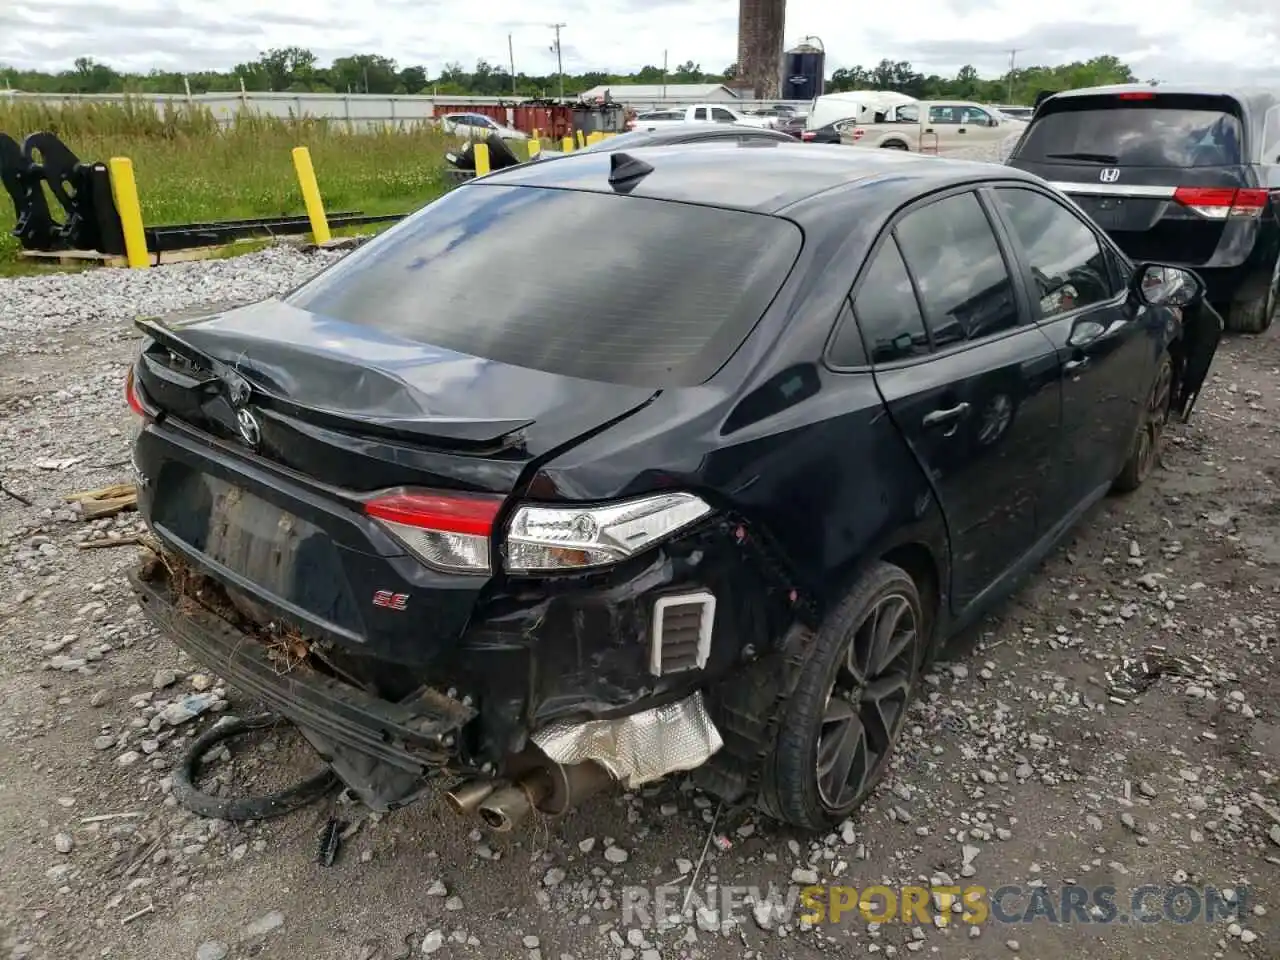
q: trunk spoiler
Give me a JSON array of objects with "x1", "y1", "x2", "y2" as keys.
[{"x1": 134, "y1": 317, "x2": 536, "y2": 447}]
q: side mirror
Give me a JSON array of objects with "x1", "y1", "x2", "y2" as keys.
[
  {"x1": 988, "y1": 116, "x2": 999, "y2": 127},
  {"x1": 1133, "y1": 263, "x2": 1205, "y2": 308}
]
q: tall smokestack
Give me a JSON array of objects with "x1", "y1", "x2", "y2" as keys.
[{"x1": 737, "y1": 0, "x2": 786, "y2": 99}]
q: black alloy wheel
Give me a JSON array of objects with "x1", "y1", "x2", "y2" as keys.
[
  {"x1": 762, "y1": 561, "x2": 926, "y2": 830},
  {"x1": 815, "y1": 591, "x2": 919, "y2": 808},
  {"x1": 1114, "y1": 352, "x2": 1172, "y2": 493}
]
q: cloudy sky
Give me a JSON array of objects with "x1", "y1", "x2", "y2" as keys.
[{"x1": 2, "y1": 0, "x2": 1277, "y2": 85}]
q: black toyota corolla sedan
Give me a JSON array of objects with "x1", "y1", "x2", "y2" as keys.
[{"x1": 125, "y1": 143, "x2": 1221, "y2": 833}]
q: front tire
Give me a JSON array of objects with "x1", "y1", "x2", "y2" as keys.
[
  {"x1": 1113, "y1": 351, "x2": 1173, "y2": 493},
  {"x1": 761, "y1": 562, "x2": 925, "y2": 831}
]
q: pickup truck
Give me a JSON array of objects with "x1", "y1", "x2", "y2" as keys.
[
  {"x1": 626, "y1": 104, "x2": 776, "y2": 132},
  {"x1": 839, "y1": 100, "x2": 1016, "y2": 153}
]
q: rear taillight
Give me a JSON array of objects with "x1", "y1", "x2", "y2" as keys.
[
  {"x1": 800, "y1": 131, "x2": 816, "y2": 141},
  {"x1": 1117, "y1": 92, "x2": 1156, "y2": 100},
  {"x1": 1173, "y1": 186, "x2": 1267, "y2": 220},
  {"x1": 849, "y1": 127, "x2": 866, "y2": 141},
  {"x1": 505, "y1": 492, "x2": 713, "y2": 573},
  {"x1": 365, "y1": 491, "x2": 503, "y2": 574},
  {"x1": 125, "y1": 364, "x2": 147, "y2": 417},
  {"x1": 364, "y1": 489, "x2": 716, "y2": 576}
]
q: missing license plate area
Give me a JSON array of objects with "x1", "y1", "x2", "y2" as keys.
[
  {"x1": 152, "y1": 471, "x2": 360, "y2": 631},
  {"x1": 649, "y1": 591, "x2": 716, "y2": 677}
]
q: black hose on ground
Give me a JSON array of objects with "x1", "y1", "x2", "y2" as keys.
[{"x1": 171, "y1": 713, "x2": 340, "y2": 821}]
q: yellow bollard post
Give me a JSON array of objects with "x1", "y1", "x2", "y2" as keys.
[
  {"x1": 586, "y1": 131, "x2": 604, "y2": 146},
  {"x1": 528, "y1": 139, "x2": 541, "y2": 158},
  {"x1": 603, "y1": 131, "x2": 617, "y2": 139},
  {"x1": 576, "y1": 130, "x2": 586, "y2": 148},
  {"x1": 290, "y1": 146, "x2": 331, "y2": 245},
  {"x1": 473, "y1": 142, "x2": 491, "y2": 176},
  {"x1": 106, "y1": 157, "x2": 149, "y2": 270},
  {"x1": 532, "y1": 127, "x2": 540, "y2": 140},
  {"x1": 562, "y1": 136, "x2": 575, "y2": 153}
]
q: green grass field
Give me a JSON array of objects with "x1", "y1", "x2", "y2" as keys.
[{"x1": 0, "y1": 100, "x2": 460, "y2": 271}]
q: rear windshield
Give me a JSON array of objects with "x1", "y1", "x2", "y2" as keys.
[
  {"x1": 1015, "y1": 96, "x2": 1244, "y2": 167},
  {"x1": 285, "y1": 183, "x2": 802, "y2": 387}
]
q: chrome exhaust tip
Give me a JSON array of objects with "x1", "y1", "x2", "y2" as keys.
[
  {"x1": 444, "y1": 778, "x2": 498, "y2": 816},
  {"x1": 477, "y1": 783, "x2": 538, "y2": 833}
]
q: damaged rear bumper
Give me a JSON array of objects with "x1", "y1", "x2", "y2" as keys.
[
  {"x1": 130, "y1": 559, "x2": 728, "y2": 814},
  {"x1": 129, "y1": 564, "x2": 476, "y2": 778}
]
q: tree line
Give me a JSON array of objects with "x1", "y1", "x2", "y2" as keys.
[{"x1": 1, "y1": 48, "x2": 1140, "y2": 105}]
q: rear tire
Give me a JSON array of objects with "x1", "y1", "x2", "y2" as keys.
[
  {"x1": 1224, "y1": 257, "x2": 1280, "y2": 334},
  {"x1": 760, "y1": 562, "x2": 925, "y2": 831},
  {"x1": 1225, "y1": 295, "x2": 1273, "y2": 333},
  {"x1": 1113, "y1": 351, "x2": 1173, "y2": 493}
]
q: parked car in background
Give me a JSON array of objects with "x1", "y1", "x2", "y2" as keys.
[
  {"x1": 125, "y1": 142, "x2": 1219, "y2": 835},
  {"x1": 747, "y1": 104, "x2": 799, "y2": 120},
  {"x1": 626, "y1": 103, "x2": 777, "y2": 131},
  {"x1": 776, "y1": 114, "x2": 809, "y2": 138},
  {"x1": 800, "y1": 119, "x2": 856, "y2": 144},
  {"x1": 995, "y1": 104, "x2": 1034, "y2": 121},
  {"x1": 844, "y1": 100, "x2": 1016, "y2": 152},
  {"x1": 1005, "y1": 85, "x2": 1280, "y2": 331},
  {"x1": 438, "y1": 112, "x2": 530, "y2": 141}
]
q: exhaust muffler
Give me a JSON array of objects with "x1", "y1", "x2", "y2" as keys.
[{"x1": 474, "y1": 759, "x2": 614, "y2": 833}]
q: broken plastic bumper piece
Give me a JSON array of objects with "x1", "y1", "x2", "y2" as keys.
[{"x1": 128, "y1": 565, "x2": 475, "y2": 774}]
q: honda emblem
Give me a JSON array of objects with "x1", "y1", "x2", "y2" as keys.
[{"x1": 1099, "y1": 168, "x2": 1120, "y2": 183}]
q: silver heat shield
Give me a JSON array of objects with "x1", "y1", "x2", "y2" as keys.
[{"x1": 531, "y1": 691, "x2": 724, "y2": 789}]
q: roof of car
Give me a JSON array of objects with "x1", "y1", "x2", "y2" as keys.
[
  {"x1": 1047, "y1": 84, "x2": 1278, "y2": 112},
  {"x1": 473, "y1": 141, "x2": 1042, "y2": 214},
  {"x1": 581, "y1": 125, "x2": 793, "y2": 152}
]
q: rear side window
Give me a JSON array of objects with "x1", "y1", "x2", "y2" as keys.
[
  {"x1": 1016, "y1": 96, "x2": 1245, "y2": 167},
  {"x1": 842, "y1": 239, "x2": 930, "y2": 365},
  {"x1": 1264, "y1": 106, "x2": 1280, "y2": 163},
  {"x1": 994, "y1": 188, "x2": 1116, "y2": 319},
  {"x1": 894, "y1": 192, "x2": 1021, "y2": 346},
  {"x1": 285, "y1": 184, "x2": 802, "y2": 388}
]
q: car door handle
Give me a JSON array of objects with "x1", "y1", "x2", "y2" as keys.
[
  {"x1": 922, "y1": 402, "x2": 971, "y2": 429},
  {"x1": 1064, "y1": 357, "x2": 1089, "y2": 373}
]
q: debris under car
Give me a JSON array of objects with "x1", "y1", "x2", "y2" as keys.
[{"x1": 125, "y1": 142, "x2": 1220, "y2": 834}]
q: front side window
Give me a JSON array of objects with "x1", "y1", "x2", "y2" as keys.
[
  {"x1": 893, "y1": 192, "x2": 1021, "y2": 346},
  {"x1": 712, "y1": 107, "x2": 736, "y2": 123},
  {"x1": 995, "y1": 188, "x2": 1115, "y2": 319}
]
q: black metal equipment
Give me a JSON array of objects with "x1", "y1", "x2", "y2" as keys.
[
  {"x1": 0, "y1": 130, "x2": 408, "y2": 258},
  {"x1": 0, "y1": 131, "x2": 126, "y2": 255}
]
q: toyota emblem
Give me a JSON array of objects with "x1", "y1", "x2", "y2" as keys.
[
  {"x1": 236, "y1": 408, "x2": 261, "y2": 448},
  {"x1": 1099, "y1": 168, "x2": 1120, "y2": 183}
]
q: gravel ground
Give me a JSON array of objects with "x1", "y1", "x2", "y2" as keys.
[{"x1": 3, "y1": 233, "x2": 1279, "y2": 960}]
